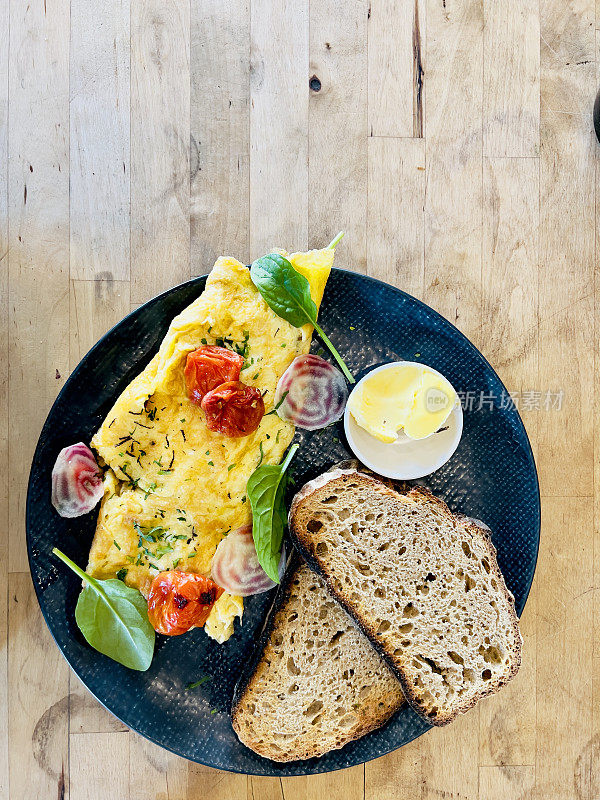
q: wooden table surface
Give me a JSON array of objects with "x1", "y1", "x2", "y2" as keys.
[{"x1": 1, "y1": 0, "x2": 596, "y2": 797}]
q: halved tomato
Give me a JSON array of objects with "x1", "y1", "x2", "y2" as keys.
[
  {"x1": 184, "y1": 346, "x2": 244, "y2": 404},
  {"x1": 201, "y1": 380, "x2": 265, "y2": 437},
  {"x1": 147, "y1": 571, "x2": 224, "y2": 636}
]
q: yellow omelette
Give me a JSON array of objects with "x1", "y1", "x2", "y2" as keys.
[{"x1": 87, "y1": 248, "x2": 333, "y2": 643}]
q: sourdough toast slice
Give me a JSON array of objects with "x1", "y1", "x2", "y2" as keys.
[
  {"x1": 231, "y1": 558, "x2": 404, "y2": 761},
  {"x1": 289, "y1": 468, "x2": 522, "y2": 726}
]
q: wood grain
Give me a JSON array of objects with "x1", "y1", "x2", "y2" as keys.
[
  {"x1": 68, "y1": 276, "x2": 129, "y2": 740},
  {"x1": 480, "y1": 157, "x2": 539, "y2": 443},
  {"x1": 478, "y1": 157, "x2": 538, "y2": 771},
  {"x1": 365, "y1": 741, "x2": 421, "y2": 799},
  {"x1": 423, "y1": 0, "x2": 483, "y2": 339},
  {"x1": 537, "y1": 0, "x2": 595, "y2": 497},
  {"x1": 190, "y1": 0, "x2": 250, "y2": 272},
  {"x1": 8, "y1": 574, "x2": 69, "y2": 800},
  {"x1": 186, "y1": 762, "x2": 248, "y2": 799},
  {"x1": 70, "y1": 0, "x2": 130, "y2": 281},
  {"x1": 131, "y1": 0, "x2": 191, "y2": 303},
  {"x1": 249, "y1": 0, "x2": 309, "y2": 256},
  {"x1": 287, "y1": 768, "x2": 365, "y2": 800},
  {"x1": 5, "y1": 0, "x2": 599, "y2": 796},
  {"x1": 70, "y1": 731, "x2": 130, "y2": 799},
  {"x1": 479, "y1": 765, "x2": 535, "y2": 799},
  {"x1": 129, "y1": 734, "x2": 188, "y2": 800},
  {"x1": 368, "y1": 0, "x2": 424, "y2": 138},
  {"x1": 7, "y1": 0, "x2": 71, "y2": 573},
  {"x1": 69, "y1": 279, "x2": 130, "y2": 367},
  {"x1": 0, "y1": 0, "x2": 8, "y2": 793},
  {"x1": 535, "y1": 497, "x2": 594, "y2": 799},
  {"x1": 366, "y1": 137, "x2": 425, "y2": 298},
  {"x1": 309, "y1": 0, "x2": 368, "y2": 267},
  {"x1": 483, "y1": 0, "x2": 540, "y2": 158}
]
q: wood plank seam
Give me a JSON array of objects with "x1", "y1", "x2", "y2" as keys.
[{"x1": 412, "y1": 0, "x2": 423, "y2": 138}]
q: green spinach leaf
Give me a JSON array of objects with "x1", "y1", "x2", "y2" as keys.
[
  {"x1": 250, "y1": 251, "x2": 354, "y2": 383},
  {"x1": 247, "y1": 444, "x2": 298, "y2": 583},
  {"x1": 250, "y1": 253, "x2": 317, "y2": 328},
  {"x1": 52, "y1": 548, "x2": 155, "y2": 671}
]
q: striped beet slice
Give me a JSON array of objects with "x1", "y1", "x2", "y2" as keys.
[{"x1": 274, "y1": 354, "x2": 348, "y2": 431}]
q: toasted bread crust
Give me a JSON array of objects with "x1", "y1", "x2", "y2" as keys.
[
  {"x1": 231, "y1": 554, "x2": 405, "y2": 761},
  {"x1": 289, "y1": 469, "x2": 522, "y2": 726}
]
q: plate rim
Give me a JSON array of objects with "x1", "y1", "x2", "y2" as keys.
[{"x1": 26, "y1": 266, "x2": 541, "y2": 774}]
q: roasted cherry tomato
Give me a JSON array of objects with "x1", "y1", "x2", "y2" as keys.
[
  {"x1": 147, "y1": 571, "x2": 224, "y2": 636},
  {"x1": 201, "y1": 380, "x2": 265, "y2": 437},
  {"x1": 184, "y1": 346, "x2": 244, "y2": 404}
]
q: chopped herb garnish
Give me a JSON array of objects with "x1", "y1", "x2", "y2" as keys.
[
  {"x1": 180, "y1": 418, "x2": 186, "y2": 423},
  {"x1": 276, "y1": 429, "x2": 281, "y2": 443},
  {"x1": 200, "y1": 338, "x2": 207, "y2": 345},
  {"x1": 180, "y1": 429, "x2": 186, "y2": 441},
  {"x1": 215, "y1": 332, "x2": 250, "y2": 359},
  {"x1": 185, "y1": 675, "x2": 212, "y2": 691},
  {"x1": 253, "y1": 373, "x2": 259, "y2": 380},
  {"x1": 158, "y1": 469, "x2": 172, "y2": 475},
  {"x1": 211, "y1": 709, "x2": 217, "y2": 715},
  {"x1": 172, "y1": 558, "x2": 180, "y2": 568},
  {"x1": 228, "y1": 464, "x2": 236, "y2": 472},
  {"x1": 134, "y1": 522, "x2": 165, "y2": 542},
  {"x1": 108, "y1": 418, "x2": 116, "y2": 428},
  {"x1": 143, "y1": 482, "x2": 157, "y2": 499},
  {"x1": 168, "y1": 450, "x2": 175, "y2": 469},
  {"x1": 205, "y1": 450, "x2": 210, "y2": 456},
  {"x1": 116, "y1": 568, "x2": 128, "y2": 581},
  {"x1": 257, "y1": 441, "x2": 265, "y2": 467},
  {"x1": 280, "y1": 342, "x2": 287, "y2": 347},
  {"x1": 187, "y1": 551, "x2": 197, "y2": 558},
  {"x1": 350, "y1": 326, "x2": 356, "y2": 331},
  {"x1": 241, "y1": 496, "x2": 246, "y2": 503},
  {"x1": 165, "y1": 434, "x2": 170, "y2": 449},
  {"x1": 113, "y1": 539, "x2": 121, "y2": 551},
  {"x1": 266, "y1": 391, "x2": 288, "y2": 416},
  {"x1": 208, "y1": 460, "x2": 214, "y2": 467},
  {"x1": 120, "y1": 464, "x2": 139, "y2": 488}
]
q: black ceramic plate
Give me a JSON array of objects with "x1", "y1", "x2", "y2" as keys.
[{"x1": 27, "y1": 268, "x2": 540, "y2": 775}]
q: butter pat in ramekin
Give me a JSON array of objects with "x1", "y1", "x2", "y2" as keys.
[{"x1": 344, "y1": 362, "x2": 463, "y2": 480}]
